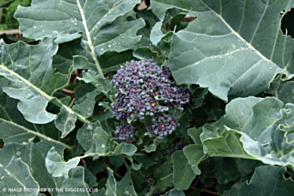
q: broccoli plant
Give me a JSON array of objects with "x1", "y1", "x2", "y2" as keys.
[{"x1": 0, "y1": 0, "x2": 293, "y2": 196}]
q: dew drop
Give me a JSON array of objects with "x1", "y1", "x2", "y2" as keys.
[
  {"x1": 108, "y1": 44, "x2": 111, "y2": 48},
  {"x1": 101, "y1": 48, "x2": 104, "y2": 51},
  {"x1": 266, "y1": 154, "x2": 272, "y2": 158},
  {"x1": 0, "y1": 176, "x2": 4, "y2": 180},
  {"x1": 87, "y1": 124, "x2": 93, "y2": 130},
  {"x1": 270, "y1": 67, "x2": 272, "y2": 69},
  {"x1": 34, "y1": 26, "x2": 36, "y2": 28},
  {"x1": 101, "y1": 144, "x2": 105, "y2": 148},
  {"x1": 16, "y1": 151, "x2": 21, "y2": 156}
]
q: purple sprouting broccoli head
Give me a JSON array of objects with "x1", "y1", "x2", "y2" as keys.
[{"x1": 111, "y1": 59, "x2": 193, "y2": 139}]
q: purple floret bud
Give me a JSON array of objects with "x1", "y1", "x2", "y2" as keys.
[
  {"x1": 114, "y1": 123, "x2": 135, "y2": 142},
  {"x1": 147, "y1": 114, "x2": 179, "y2": 138}
]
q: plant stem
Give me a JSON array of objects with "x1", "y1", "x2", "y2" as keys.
[
  {"x1": 201, "y1": 189, "x2": 218, "y2": 195},
  {"x1": 124, "y1": 160, "x2": 129, "y2": 170},
  {"x1": 76, "y1": 0, "x2": 105, "y2": 79},
  {"x1": 285, "y1": 170, "x2": 294, "y2": 178},
  {"x1": 114, "y1": 171, "x2": 123, "y2": 179}
]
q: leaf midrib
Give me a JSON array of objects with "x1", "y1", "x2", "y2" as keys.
[
  {"x1": 0, "y1": 117, "x2": 72, "y2": 149},
  {"x1": 0, "y1": 64, "x2": 90, "y2": 125},
  {"x1": 198, "y1": 0, "x2": 271, "y2": 64},
  {"x1": 76, "y1": 0, "x2": 104, "y2": 78}
]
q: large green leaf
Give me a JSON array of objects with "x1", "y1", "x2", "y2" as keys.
[
  {"x1": 0, "y1": 87, "x2": 72, "y2": 149},
  {"x1": 0, "y1": 143, "x2": 39, "y2": 196},
  {"x1": 0, "y1": 38, "x2": 60, "y2": 123},
  {"x1": 14, "y1": 0, "x2": 145, "y2": 77},
  {"x1": 0, "y1": 38, "x2": 88, "y2": 125},
  {"x1": 151, "y1": 0, "x2": 294, "y2": 101},
  {"x1": 200, "y1": 97, "x2": 294, "y2": 169},
  {"x1": 52, "y1": 36, "x2": 135, "y2": 75},
  {"x1": 222, "y1": 165, "x2": 294, "y2": 196}
]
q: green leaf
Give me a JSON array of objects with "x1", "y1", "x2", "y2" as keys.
[
  {"x1": 151, "y1": 0, "x2": 294, "y2": 101},
  {"x1": 45, "y1": 147, "x2": 80, "y2": 178},
  {"x1": 134, "y1": 155, "x2": 157, "y2": 169},
  {"x1": 78, "y1": 70, "x2": 116, "y2": 102},
  {"x1": 199, "y1": 157, "x2": 240, "y2": 184},
  {"x1": 136, "y1": 8, "x2": 159, "y2": 27},
  {"x1": 234, "y1": 159, "x2": 264, "y2": 176},
  {"x1": 105, "y1": 168, "x2": 137, "y2": 196},
  {"x1": 183, "y1": 144, "x2": 205, "y2": 175},
  {"x1": 109, "y1": 156, "x2": 125, "y2": 168},
  {"x1": 58, "y1": 167, "x2": 95, "y2": 196},
  {"x1": 126, "y1": 157, "x2": 142, "y2": 171},
  {"x1": 0, "y1": 38, "x2": 59, "y2": 123},
  {"x1": 0, "y1": 143, "x2": 39, "y2": 196},
  {"x1": 72, "y1": 90, "x2": 99, "y2": 118},
  {"x1": 184, "y1": 128, "x2": 206, "y2": 175},
  {"x1": 200, "y1": 97, "x2": 294, "y2": 169},
  {"x1": 0, "y1": 88, "x2": 72, "y2": 149},
  {"x1": 133, "y1": 47, "x2": 164, "y2": 65},
  {"x1": 223, "y1": 165, "x2": 294, "y2": 196},
  {"x1": 74, "y1": 83, "x2": 96, "y2": 103},
  {"x1": 0, "y1": 38, "x2": 88, "y2": 125},
  {"x1": 143, "y1": 138, "x2": 163, "y2": 153},
  {"x1": 30, "y1": 141, "x2": 65, "y2": 196},
  {"x1": 172, "y1": 151, "x2": 196, "y2": 190},
  {"x1": 77, "y1": 122, "x2": 115, "y2": 155},
  {"x1": 154, "y1": 162, "x2": 173, "y2": 192},
  {"x1": 14, "y1": 0, "x2": 145, "y2": 77},
  {"x1": 266, "y1": 76, "x2": 294, "y2": 104},
  {"x1": 112, "y1": 143, "x2": 137, "y2": 156},
  {"x1": 163, "y1": 188, "x2": 185, "y2": 196},
  {"x1": 55, "y1": 106, "x2": 77, "y2": 138}
]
